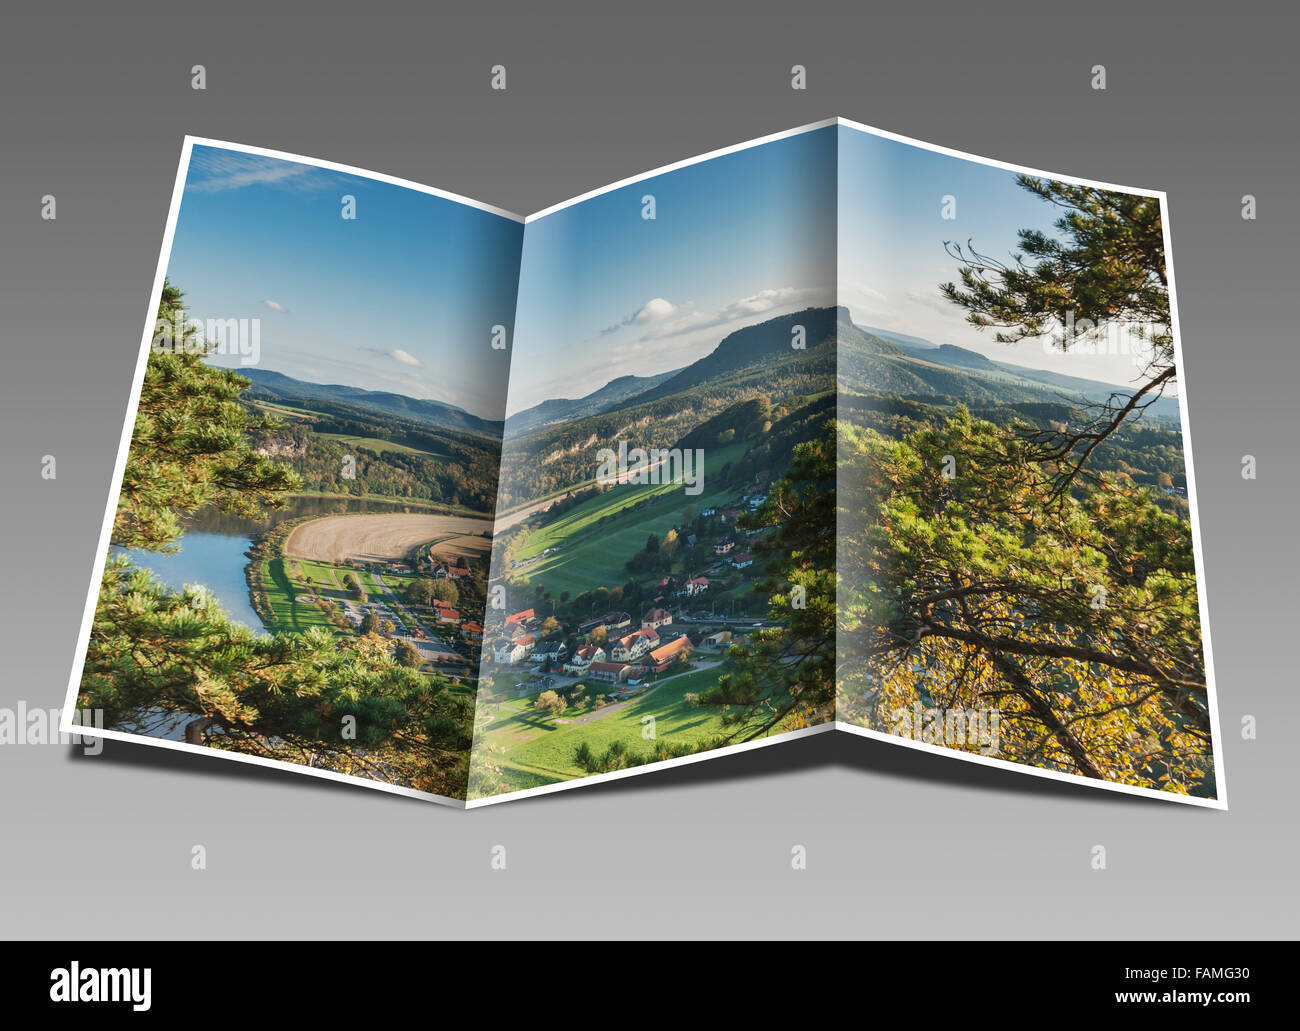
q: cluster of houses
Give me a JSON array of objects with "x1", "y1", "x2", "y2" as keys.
[
  {"x1": 335, "y1": 561, "x2": 490, "y2": 670},
  {"x1": 487, "y1": 604, "x2": 694, "y2": 686},
  {"x1": 422, "y1": 597, "x2": 483, "y2": 645},
  {"x1": 478, "y1": 471, "x2": 782, "y2": 686},
  {"x1": 645, "y1": 478, "x2": 771, "y2": 604},
  {"x1": 428, "y1": 598, "x2": 461, "y2": 626},
  {"x1": 563, "y1": 626, "x2": 694, "y2": 685},
  {"x1": 664, "y1": 536, "x2": 756, "y2": 601},
  {"x1": 492, "y1": 607, "x2": 539, "y2": 665},
  {"x1": 408, "y1": 539, "x2": 483, "y2": 582},
  {"x1": 421, "y1": 558, "x2": 472, "y2": 581}
]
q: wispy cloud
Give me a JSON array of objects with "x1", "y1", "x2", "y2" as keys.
[
  {"x1": 263, "y1": 299, "x2": 288, "y2": 313},
  {"x1": 187, "y1": 149, "x2": 336, "y2": 193},
  {"x1": 837, "y1": 282, "x2": 892, "y2": 324},
  {"x1": 363, "y1": 347, "x2": 424, "y2": 368},
  {"x1": 640, "y1": 285, "x2": 831, "y2": 341},
  {"x1": 516, "y1": 284, "x2": 837, "y2": 414}
]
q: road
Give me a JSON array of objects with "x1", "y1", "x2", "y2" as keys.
[
  {"x1": 493, "y1": 454, "x2": 680, "y2": 533},
  {"x1": 343, "y1": 570, "x2": 467, "y2": 667}
]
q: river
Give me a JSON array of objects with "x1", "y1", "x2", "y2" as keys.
[{"x1": 115, "y1": 495, "x2": 451, "y2": 632}]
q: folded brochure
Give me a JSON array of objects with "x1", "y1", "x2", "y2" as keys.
[{"x1": 62, "y1": 118, "x2": 1226, "y2": 808}]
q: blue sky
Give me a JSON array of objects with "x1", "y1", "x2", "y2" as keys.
[
  {"x1": 837, "y1": 125, "x2": 1161, "y2": 388},
  {"x1": 167, "y1": 145, "x2": 522, "y2": 421},
  {"x1": 506, "y1": 126, "x2": 837, "y2": 418},
  {"x1": 167, "y1": 132, "x2": 1162, "y2": 432}
]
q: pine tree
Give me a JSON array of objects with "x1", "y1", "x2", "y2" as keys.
[{"x1": 79, "y1": 282, "x2": 474, "y2": 797}]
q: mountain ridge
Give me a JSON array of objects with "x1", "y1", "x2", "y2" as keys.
[
  {"x1": 607, "y1": 305, "x2": 844, "y2": 412},
  {"x1": 850, "y1": 321, "x2": 1180, "y2": 418},
  {"x1": 505, "y1": 368, "x2": 684, "y2": 436},
  {"x1": 238, "y1": 368, "x2": 503, "y2": 438}
]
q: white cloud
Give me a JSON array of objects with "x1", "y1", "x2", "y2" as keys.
[
  {"x1": 599, "y1": 296, "x2": 680, "y2": 337},
  {"x1": 363, "y1": 347, "x2": 424, "y2": 368},
  {"x1": 263, "y1": 299, "x2": 288, "y2": 312},
  {"x1": 187, "y1": 151, "x2": 326, "y2": 193},
  {"x1": 641, "y1": 285, "x2": 831, "y2": 341},
  {"x1": 634, "y1": 297, "x2": 677, "y2": 323},
  {"x1": 387, "y1": 348, "x2": 424, "y2": 367}
]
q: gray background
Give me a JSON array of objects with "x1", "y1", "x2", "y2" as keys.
[{"x1": 0, "y1": 0, "x2": 1292, "y2": 939}]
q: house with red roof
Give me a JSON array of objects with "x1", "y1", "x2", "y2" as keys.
[
  {"x1": 562, "y1": 645, "x2": 606, "y2": 676},
  {"x1": 586, "y1": 661, "x2": 629, "y2": 684},
  {"x1": 645, "y1": 634, "x2": 693, "y2": 673},
  {"x1": 641, "y1": 607, "x2": 673, "y2": 630},
  {"x1": 493, "y1": 634, "x2": 535, "y2": 665},
  {"x1": 610, "y1": 627, "x2": 659, "y2": 663},
  {"x1": 679, "y1": 576, "x2": 710, "y2": 597}
]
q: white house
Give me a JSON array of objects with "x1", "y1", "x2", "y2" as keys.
[
  {"x1": 562, "y1": 645, "x2": 606, "y2": 676},
  {"x1": 641, "y1": 607, "x2": 673, "y2": 630},
  {"x1": 610, "y1": 627, "x2": 659, "y2": 663},
  {"x1": 493, "y1": 634, "x2": 536, "y2": 665},
  {"x1": 679, "y1": 576, "x2": 710, "y2": 597}
]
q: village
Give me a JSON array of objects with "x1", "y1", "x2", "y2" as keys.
[{"x1": 482, "y1": 471, "x2": 778, "y2": 710}]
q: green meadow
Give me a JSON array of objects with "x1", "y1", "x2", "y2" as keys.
[
  {"x1": 510, "y1": 441, "x2": 749, "y2": 597},
  {"x1": 291, "y1": 558, "x2": 346, "y2": 595},
  {"x1": 475, "y1": 662, "x2": 800, "y2": 791},
  {"x1": 261, "y1": 556, "x2": 341, "y2": 634},
  {"x1": 317, "y1": 432, "x2": 447, "y2": 459}
]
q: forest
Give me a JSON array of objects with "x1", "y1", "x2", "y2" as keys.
[
  {"x1": 658, "y1": 174, "x2": 1215, "y2": 798},
  {"x1": 242, "y1": 394, "x2": 503, "y2": 513},
  {"x1": 77, "y1": 281, "x2": 476, "y2": 798},
  {"x1": 495, "y1": 311, "x2": 837, "y2": 509}
]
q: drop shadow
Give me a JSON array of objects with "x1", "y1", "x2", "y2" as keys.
[
  {"x1": 71, "y1": 727, "x2": 1197, "y2": 812},
  {"x1": 67, "y1": 735, "x2": 444, "y2": 807},
  {"x1": 554, "y1": 730, "x2": 1177, "y2": 809}
]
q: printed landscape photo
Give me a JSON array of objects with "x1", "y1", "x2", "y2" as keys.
[
  {"x1": 469, "y1": 126, "x2": 839, "y2": 798},
  {"x1": 834, "y1": 124, "x2": 1218, "y2": 799},
  {"x1": 66, "y1": 122, "x2": 1221, "y2": 807},
  {"x1": 72, "y1": 143, "x2": 523, "y2": 801}
]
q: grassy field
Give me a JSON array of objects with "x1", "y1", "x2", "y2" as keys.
[
  {"x1": 474, "y1": 662, "x2": 798, "y2": 791},
  {"x1": 261, "y1": 556, "x2": 341, "y2": 634},
  {"x1": 291, "y1": 558, "x2": 346, "y2": 597},
  {"x1": 282, "y1": 491, "x2": 486, "y2": 518},
  {"x1": 247, "y1": 399, "x2": 315, "y2": 420},
  {"x1": 509, "y1": 442, "x2": 750, "y2": 597},
  {"x1": 317, "y1": 432, "x2": 447, "y2": 458}
]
